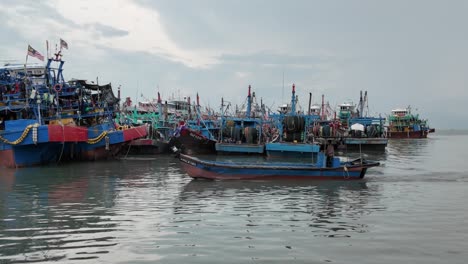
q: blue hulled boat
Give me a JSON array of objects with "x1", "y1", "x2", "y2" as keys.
[
  {"x1": 179, "y1": 153, "x2": 379, "y2": 180},
  {"x1": 0, "y1": 61, "x2": 89, "y2": 167},
  {"x1": 0, "y1": 46, "x2": 146, "y2": 167}
]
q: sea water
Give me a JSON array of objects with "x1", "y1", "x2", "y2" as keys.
[{"x1": 0, "y1": 131, "x2": 467, "y2": 263}]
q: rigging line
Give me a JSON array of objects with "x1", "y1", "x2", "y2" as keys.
[{"x1": 56, "y1": 121, "x2": 65, "y2": 165}]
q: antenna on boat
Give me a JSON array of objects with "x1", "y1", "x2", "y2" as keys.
[
  {"x1": 247, "y1": 85, "x2": 252, "y2": 118},
  {"x1": 135, "y1": 81, "x2": 139, "y2": 106},
  {"x1": 117, "y1": 85, "x2": 121, "y2": 112},
  {"x1": 96, "y1": 76, "x2": 100, "y2": 103},
  {"x1": 46, "y1": 40, "x2": 49, "y2": 60},
  {"x1": 321, "y1": 94, "x2": 325, "y2": 120},
  {"x1": 282, "y1": 71, "x2": 284, "y2": 105}
]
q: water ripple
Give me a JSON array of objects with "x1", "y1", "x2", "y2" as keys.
[{"x1": 1, "y1": 138, "x2": 468, "y2": 263}]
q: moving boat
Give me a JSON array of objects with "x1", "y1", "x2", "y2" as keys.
[{"x1": 179, "y1": 152, "x2": 380, "y2": 180}]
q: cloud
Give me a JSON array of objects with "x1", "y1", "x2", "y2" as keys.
[
  {"x1": 0, "y1": 0, "x2": 219, "y2": 68},
  {"x1": 2, "y1": 0, "x2": 468, "y2": 128},
  {"x1": 88, "y1": 23, "x2": 129, "y2": 38},
  {"x1": 220, "y1": 51, "x2": 335, "y2": 70}
]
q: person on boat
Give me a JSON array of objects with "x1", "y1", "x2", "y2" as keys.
[{"x1": 326, "y1": 140, "x2": 334, "y2": 167}]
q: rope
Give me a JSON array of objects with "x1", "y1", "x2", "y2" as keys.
[
  {"x1": 56, "y1": 121, "x2": 65, "y2": 164},
  {"x1": 0, "y1": 123, "x2": 39, "y2": 145},
  {"x1": 343, "y1": 165, "x2": 350, "y2": 179},
  {"x1": 124, "y1": 125, "x2": 146, "y2": 159},
  {"x1": 87, "y1": 131, "x2": 108, "y2": 144}
]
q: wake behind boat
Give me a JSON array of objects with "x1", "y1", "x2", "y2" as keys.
[{"x1": 179, "y1": 153, "x2": 380, "y2": 180}]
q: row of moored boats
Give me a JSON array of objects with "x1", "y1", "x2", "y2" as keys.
[{"x1": 1, "y1": 46, "x2": 435, "y2": 180}]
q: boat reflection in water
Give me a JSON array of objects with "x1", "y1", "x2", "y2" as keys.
[
  {"x1": 0, "y1": 166, "x2": 120, "y2": 263},
  {"x1": 174, "y1": 179, "x2": 384, "y2": 239}
]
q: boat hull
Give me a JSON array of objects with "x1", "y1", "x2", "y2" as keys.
[
  {"x1": 0, "y1": 144, "x2": 65, "y2": 168},
  {"x1": 171, "y1": 128, "x2": 216, "y2": 155},
  {"x1": 387, "y1": 130, "x2": 430, "y2": 139},
  {"x1": 342, "y1": 137, "x2": 388, "y2": 151},
  {"x1": 76, "y1": 124, "x2": 148, "y2": 161},
  {"x1": 0, "y1": 120, "x2": 89, "y2": 168},
  {"x1": 179, "y1": 154, "x2": 379, "y2": 180},
  {"x1": 124, "y1": 138, "x2": 170, "y2": 154}
]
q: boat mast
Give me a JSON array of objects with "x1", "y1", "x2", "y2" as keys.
[
  {"x1": 364, "y1": 91, "x2": 368, "y2": 117},
  {"x1": 220, "y1": 97, "x2": 224, "y2": 142},
  {"x1": 157, "y1": 92, "x2": 162, "y2": 124},
  {"x1": 359, "y1": 91, "x2": 363, "y2": 118},
  {"x1": 290, "y1": 84, "x2": 296, "y2": 114},
  {"x1": 246, "y1": 85, "x2": 252, "y2": 118},
  {"x1": 321, "y1": 94, "x2": 325, "y2": 120}
]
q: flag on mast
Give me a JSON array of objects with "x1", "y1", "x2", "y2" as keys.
[
  {"x1": 27, "y1": 45, "x2": 44, "y2": 61},
  {"x1": 60, "y1": 38, "x2": 68, "y2": 50}
]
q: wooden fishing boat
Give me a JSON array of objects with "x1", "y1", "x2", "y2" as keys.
[
  {"x1": 179, "y1": 153, "x2": 379, "y2": 180},
  {"x1": 386, "y1": 107, "x2": 434, "y2": 139}
]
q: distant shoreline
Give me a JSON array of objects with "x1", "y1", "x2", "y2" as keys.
[{"x1": 432, "y1": 129, "x2": 468, "y2": 135}]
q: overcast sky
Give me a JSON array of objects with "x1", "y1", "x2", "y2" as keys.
[{"x1": 1, "y1": 0, "x2": 467, "y2": 128}]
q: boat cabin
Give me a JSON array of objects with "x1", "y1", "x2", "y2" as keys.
[
  {"x1": 391, "y1": 108, "x2": 409, "y2": 117},
  {"x1": 310, "y1": 105, "x2": 321, "y2": 115},
  {"x1": 278, "y1": 104, "x2": 290, "y2": 114},
  {"x1": 338, "y1": 103, "x2": 355, "y2": 113}
]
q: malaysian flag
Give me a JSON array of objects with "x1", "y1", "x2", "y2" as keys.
[
  {"x1": 27, "y1": 45, "x2": 44, "y2": 61},
  {"x1": 60, "y1": 38, "x2": 68, "y2": 50}
]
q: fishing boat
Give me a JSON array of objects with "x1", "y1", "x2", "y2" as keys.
[
  {"x1": 345, "y1": 117, "x2": 387, "y2": 151},
  {"x1": 179, "y1": 152, "x2": 380, "y2": 180},
  {"x1": 265, "y1": 85, "x2": 321, "y2": 158},
  {"x1": 0, "y1": 61, "x2": 88, "y2": 167},
  {"x1": 117, "y1": 94, "x2": 171, "y2": 154},
  {"x1": 311, "y1": 91, "x2": 388, "y2": 151},
  {"x1": 171, "y1": 120, "x2": 218, "y2": 155},
  {"x1": 386, "y1": 106, "x2": 435, "y2": 139},
  {"x1": 169, "y1": 93, "x2": 218, "y2": 155},
  {"x1": 44, "y1": 73, "x2": 147, "y2": 161},
  {"x1": 0, "y1": 44, "x2": 147, "y2": 167},
  {"x1": 342, "y1": 91, "x2": 387, "y2": 150},
  {"x1": 216, "y1": 85, "x2": 266, "y2": 155}
]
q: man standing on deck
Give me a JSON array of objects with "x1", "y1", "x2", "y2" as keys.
[{"x1": 326, "y1": 140, "x2": 335, "y2": 167}]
